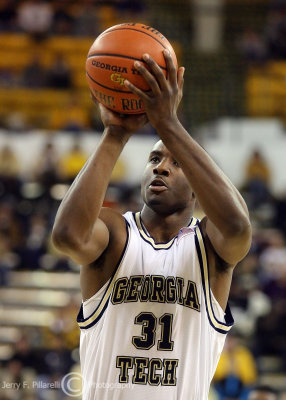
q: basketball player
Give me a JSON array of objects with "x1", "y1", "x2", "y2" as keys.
[
  {"x1": 52, "y1": 50, "x2": 252, "y2": 399},
  {"x1": 248, "y1": 385, "x2": 279, "y2": 400}
]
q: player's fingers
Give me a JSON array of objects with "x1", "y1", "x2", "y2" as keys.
[
  {"x1": 142, "y1": 54, "x2": 166, "y2": 91},
  {"x1": 134, "y1": 60, "x2": 161, "y2": 95},
  {"x1": 124, "y1": 79, "x2": 149, "y2": 102},
  {"x1": 163, "y1": 49, "x2": 177, "y2": 87}
]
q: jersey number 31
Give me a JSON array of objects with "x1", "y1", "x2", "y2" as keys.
[{"x1": 132, "y1": 312, "x2": 174, "y2": 351}]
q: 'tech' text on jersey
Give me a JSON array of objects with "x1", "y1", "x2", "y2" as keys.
[{"x1": 77, "y1": 212, "x2": 234, "y2": 399}]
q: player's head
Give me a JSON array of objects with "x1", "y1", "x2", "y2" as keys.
[
  {"x1": 141, "y1": 140, "x2": 195, "y2": 215},
  {"x1": 248, "y1": 385, "x2": 278, "y2": 400}
]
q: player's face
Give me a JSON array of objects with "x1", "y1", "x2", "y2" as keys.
[
  {"x1": 248, "y1": 392, "x2": 277, "y2": 400},
  {"x1": 141, "y1": 141, "x2": 194, "y2": 214}
]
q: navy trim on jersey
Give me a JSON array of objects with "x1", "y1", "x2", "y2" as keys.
[
  {"x1": 77, "y1": 299, "x2": 110, "y2": 330},
  {"x1": 194, "y1": 224, "x2": 234, "y2": 334},
  {"x1": 77, "y1": 219, "x2": 131, "y2": 330},
  {"x1": 133, "y1": 212, "x2": 197, "y2": 250}
]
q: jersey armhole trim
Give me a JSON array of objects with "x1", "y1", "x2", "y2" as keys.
[
  {"x1": 77, "y1": 220, "x2": 131, "y2": 330},
  {"x1": 194, "y1": 223, "x2": 234, "y2": 334}
]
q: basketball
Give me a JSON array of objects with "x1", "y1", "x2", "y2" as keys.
[{"x1": 86, "y1": 22, "x2": 178, "y2": 114}]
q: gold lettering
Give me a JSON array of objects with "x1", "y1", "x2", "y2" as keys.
[{"x1": 111, "y1": 73, "x2": 125, "y2": 86}]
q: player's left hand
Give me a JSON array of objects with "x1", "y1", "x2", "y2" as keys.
[
  {"x1": 90, "y1": 92, "x2": 148, "y2": 137},
  {"x1": 124, "y1": 50, "x2": 184, "y2": 130}
]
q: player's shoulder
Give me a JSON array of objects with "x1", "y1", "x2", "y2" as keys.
[
  {"x1": 99, "y1": 207, "x2": 128, "y2": 236},
  {"x1": 198, "y1": 215, "x2": 207, "y2": 232},
  {"x1": 93, "y1": 207, "x2": 130, "y2": 268}
]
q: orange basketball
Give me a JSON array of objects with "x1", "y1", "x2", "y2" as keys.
[{"x1": 86, "y1": 23, "x2": 178, "y2": 114}]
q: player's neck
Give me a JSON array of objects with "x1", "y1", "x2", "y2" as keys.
[{"x1": 140, "y1": 206, "x2": 193, "y2": 243}]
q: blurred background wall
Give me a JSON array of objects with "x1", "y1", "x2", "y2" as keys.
[{"x1": 0, "y1": 1, "x2": 286, "y2": 399}]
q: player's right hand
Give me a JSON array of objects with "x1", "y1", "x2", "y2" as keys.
[
  {"x1": 124, "y1": 50, "x2": 184, "y2": 132},
  {"x1": 91, "y1": 92, "x2": 148, "y2": 136}
]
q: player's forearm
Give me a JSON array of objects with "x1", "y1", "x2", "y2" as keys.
[
  {"x1": 52, "y1": 127, "x2": 129, "y2": 246},
  {"x1": 157, "y1": 119, "x2": 250, "y2": 236}
]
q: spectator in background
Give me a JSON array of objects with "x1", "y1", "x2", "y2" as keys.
[
  {"x1": 34, "y1": 140, "x2": 60, "y2": 193},
  {"x1": 114, "y1": 0, "x2": 146, "y2": 21},
  {"x1": 273, "y1": 188, "x2": 286, "y2": 237},
  {"x1": 0, "y1": 357, "x2": 33, "y2": 399},
  {"x1": 17, "y1": 0, "x2": 54, "y2": 41},
  {"x1": 58, "y1": 140, "x2": 88, "y2": 184},
  {"x1": 237, "y1": 29, "x2": 267, "y2": 64},
  {"x1": 24, "y1": 213, "x2": 49, "y2": 270},
  {"x1": 0, "y1": 199, "x2": 24, "y2": 277},
  {"x1": 213, "y1": 331, "x2": 257, "y2": 400},
  {"x1": 0, "y1": 232, "x2": 17, "y2": 285},
  {"x1": 10, "y1": 335, "x2": 39, "y2": 373},
  {"x1": 245, "y1": 149, "x2": 271, "y2": 188},
  {"x1": 114, "y1": 0, "x2": 145, "y2": 11},
  {"x1": 0, "y1": 144, "x2": 21, "y2": 199},
  {"x1": 248, "y1": 385, "x2": 279, "y2": 400},
  {"x1": 254, "y1": 270, "x2": 286, "y2": 371},
  {"x1": 265, "y1": 6, "x2": 286, "y2": 59},
  {"x1": 227, "y1": 252, "x2": 271, "y2": 338},
  {"x1": 259, "y1": 229, "x2": 286, "y2": 283},
  {"x1": 243, "y1": 149, "x2": 272, "y2": 209},
  {"x1": 110, "y1": 157, "x2": 127, "y2": 187},
  {"x1": 51, "y1": 0, "x2": 74, "y2": 35},
  {"x1": 41, "y1": 335, "x2": 74, "y2": 377},
  {"x1": 46, "y1": 53, "x2": 72, "y2": 89},
  {"x1": 0, "y1": 66, "x2": 15, "y2": 88},
  {"x1": 0, "y1": 144, "x2": 20, "y2": 177},
  {"x1": 49, "y1": 97, "x2": 90, "y2": 131},
  {"x1": 5, "y1": 111, "x2": 28, "y2": 131},
  {"x1": 96, "y1": 3, "x2": 119, "y2": 32},
  {"x1": 0, "y1": 0, "x2": 16, "y2": 32},
  {"x1": 0, "y1": 201, "x2": 22, "y2": 245},
  {"x1": 72, "y1": 0, "x2": 100, "y2": 37},
  {"x1": 48, "y1": 298, "x2": 80, "y2": 350},
  {"x1": 22, "y1": 55, "x2": 48, "y2": 88}
]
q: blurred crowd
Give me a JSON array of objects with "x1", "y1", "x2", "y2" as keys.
[
  {"x1": 0, "y1": 0, "x2": 146, "y2": 37},
  {"x1": 1, "y1": 138, "x2": 286, "y2": 399},
  {"x1": 238, "y1": 1, "x2": 286, "y2": 63},
  {"x1": 1, "y1": 0, "x2": 286, "y2": 399},
  {"x1": 0, "y1": 136, "x2": 137, "y2": 277},
  {"x1": 0, "y1": 136, "x2": 140, "y2": 400},
  {"x1": 210, "y1": 148, "x2": 286, "y2": 398},
  {"x1": 0, "y1": 0, "x2": 160, "y2": 132},
  {"x1": 0, "y1": 307, "x2": 81, "y2": 400},
  {"x1": 0, "y1": 52, "x2": 73, "y2": 90}
]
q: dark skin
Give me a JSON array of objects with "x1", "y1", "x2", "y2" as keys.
[{"x1": 52, "y1": 50, "x2": 251, "y2": 310}]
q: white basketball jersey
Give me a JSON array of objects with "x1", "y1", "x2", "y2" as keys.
[{"x1": 77, "y1": 211, "x2": 234, "y2": 400}]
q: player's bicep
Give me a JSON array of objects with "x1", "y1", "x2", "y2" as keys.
[{"x1": 204, "y1": 217, "x2": 251, "y2": 266}]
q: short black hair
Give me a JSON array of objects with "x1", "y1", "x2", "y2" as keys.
[{"x1": 251, "y1": 385, "x2": 278, "y2": 395}]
